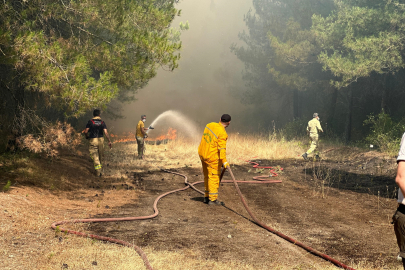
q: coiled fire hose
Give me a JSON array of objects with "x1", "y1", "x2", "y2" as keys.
[{"x1": 51, "y1": 161, "x2": 355, "y2": 270}]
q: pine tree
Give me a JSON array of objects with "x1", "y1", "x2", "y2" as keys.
[{"x1": 0, "y1": 0, "x2": 182, "y2": 118}]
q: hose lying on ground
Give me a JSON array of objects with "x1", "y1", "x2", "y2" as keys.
[
  {"x1": 224, "y1": 165, "x2": 356, "y2": 270},
  {"x1": 51, "y1": 160, "x2": 355, "y2": 270}
]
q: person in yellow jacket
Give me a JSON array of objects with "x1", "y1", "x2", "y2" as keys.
[
  {"x1": 302, "y1": 113, "x2": 323, "y2": 161},
  {"x1": 136, "y1": 115, "x2": 149, "y2": 159},
  {"x1": 198, "y1": 114, "x2": 231, "y2": 206}
]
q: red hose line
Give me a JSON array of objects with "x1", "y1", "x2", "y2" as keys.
[
  {"x1": 225, "y1": 165, "x2": 356, "y2": 270},
  {"x1": 50, "y1": 169, "x2": 279, "y2": 269},
  {"x1": 50, "y1": 160, "x2": 355, "y2": 270},
  {"x1": 51, "y1": 183, "x2": 191, "y2": 270},
  {"x1": 168, "y1": 165, "x2": 355, "y2": 269}
]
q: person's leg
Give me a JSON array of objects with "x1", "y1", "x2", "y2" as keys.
[
  {"x1": 207, "y1": 161, "x2": 221, "y2": 202},
  {"x1": 98, "y1": 137, "x2": 105, "y2": 174},
  {"x1": 307, "y1": 135, "x2": 318, "y2": 155},
  {"x1": 139, "y1": 137, "x2": 144, "y2": 158},
  {"x1": 201, "y1": 161, "x2": 209, "y2": 203},
  {"x1": 393, "y1": 209, "x2": 405, "y2": 269},
  {"x1": 313, "y1": 135, "x2": 320, "y2": 156},
  {"x1": 89, "y1": 138, "x2": 101, "y2": 176},
  {"x1": 136, "y1": 136, "x2": 144, "y2": 158}
]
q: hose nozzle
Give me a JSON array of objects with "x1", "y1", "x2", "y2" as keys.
[{"x1": 149, "y1": 126, "x2": 154, "y2": 130}]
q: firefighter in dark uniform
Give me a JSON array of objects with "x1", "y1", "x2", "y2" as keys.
[{"x1": 82, "y1": 109, "x2": 112, "y2": 177}]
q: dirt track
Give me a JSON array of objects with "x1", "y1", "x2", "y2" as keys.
[{"x1": 87, "y1": 156, "x2": 400, "y2": 269}]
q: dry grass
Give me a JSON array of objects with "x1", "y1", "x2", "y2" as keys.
[
  {"x1": 1, "y1": 134, "x2": 400, "y2": 270},
  {"x1": 148, "y1": 133, "x2": 305, "y2": 168},
  {"x1": 103, "y1": 133, "x2": 306, "y2": 177}
]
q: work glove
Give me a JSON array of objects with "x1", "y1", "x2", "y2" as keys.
[
  {"x1": 144, "y1": 134, "x2": 148, "y2": 139},
  {"x1": 223, "y1": 162, "x2": 229, "y2": 169}
]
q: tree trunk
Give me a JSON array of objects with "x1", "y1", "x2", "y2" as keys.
[
  {"x1": 344, "y1": 86, "x2": 353, "y2": 144},
  {"x1": 381, "y1": 74, "x2": 388, "y2": 112},
  {"x1": 13, "y1": 85, "x2": 25, "y2": 137},
  {"x1": 327, "y1": 88, "x2": 338, "y2": 131},
  {"x1": 293, "y1": 89, "x2": 300, "y2": 119}
]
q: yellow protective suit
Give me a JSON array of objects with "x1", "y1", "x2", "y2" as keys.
[
  {"x1": 198, "y1": 122, "x2": 228, "y2": 201},
  {"x1": 306, "y1": 118, "x2": 323, "y2": 155}
]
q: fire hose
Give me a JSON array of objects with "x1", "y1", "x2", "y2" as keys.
[{"x1": 51, "y1": 161, "x2": 356, "y2": 270}]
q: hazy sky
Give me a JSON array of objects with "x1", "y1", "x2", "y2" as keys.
[{"x1": 111, "y1": 0, "x2": 253, "y2": 134}]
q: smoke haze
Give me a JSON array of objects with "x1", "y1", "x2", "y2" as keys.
[{"x1": 110, "y1": 0, "x2": 253, "y2": 135}]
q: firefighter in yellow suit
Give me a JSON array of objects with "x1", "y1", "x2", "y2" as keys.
[
  {"x1": 302, "y1": 113, "x2": 323, "y2": 161},
  {"x1": 198, "y1": 114, "x2": 231, "y2": 205}
]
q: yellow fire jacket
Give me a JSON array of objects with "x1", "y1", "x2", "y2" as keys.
[
  {"x1": 198, "y1": 122, "x2": 228, "y2": 165},
  {"x1": 136, "y1": 120, "x2": 145, "y2": 137},
  {"x1": 307, "y1": 118, "x2": 323, "y2": 135}
]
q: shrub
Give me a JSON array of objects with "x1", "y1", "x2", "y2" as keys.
[
  {"x1": 16, "y1": 122, "x2": 81, "y2": 157},
  {"x1": 2, "y1": 180, "x2": 11, "y2": 191},
  {"x1": 363, "y1": 111, "x2": 405, "y2": 155},
  {"x1": 282, "y1": 117, "x2": 308, "y2": 140}
]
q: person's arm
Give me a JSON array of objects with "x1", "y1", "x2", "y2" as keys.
[
  {"x1": 218, "y1": 134, "x2": 229, "y2": 168},
  {"x1": 140, "y1": 122, "x2": 148, "y2": 136},
  {"x1": 83, "y1": 121, "x2": 91, "y2": 136},
  {"x1": 103, "y1": 129, "x2": 112, "y2": 149},
  {"x1": 317, "y1": 121, "x2": 323, "y2": 133},
  {"x1": 396, "y1": 161, "x2": 405, "y2": 195}
]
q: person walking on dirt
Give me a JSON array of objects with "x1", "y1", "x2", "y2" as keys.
[
  {"x1": 302, "y1": 113, "x2": 323, "y2": 161},
  {"x1": 82, "y1": 109, "x2": 112, "y2": 177},
  {"x1": 198, "y1": 114, "x2": 231, "y2": 206},
  {"x1": 393, "y1": 132, "x2": 405, "y2": 269},
  {"x1": 136, "y1": 115, "x2": 149, "y2": 159}
]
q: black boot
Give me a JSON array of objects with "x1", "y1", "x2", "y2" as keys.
[
  {"x1": 302, "y1": 153, "x2": 308, "y2": 161},
  {"x1": 208, "y1": 200, "x2": 224, "y2": 206},
  {"x1": 203, "y1": 197, "x2": 209, "y2": 204}
]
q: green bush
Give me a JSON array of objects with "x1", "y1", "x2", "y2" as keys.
[
  {"x1": 363, "y1": 111, "x2": 405, "y2": 155},
  {"x1": 282, "y1": 117, "x2": 308, "y2": 140},
  {"x1": 2, "y1": 180, "x2": 11, "y2": 192}
]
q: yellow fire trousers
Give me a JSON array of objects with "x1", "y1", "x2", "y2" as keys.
[
  {"x1": 201, "y1": 160, "x2": 222, "y2": 201},
  {"x1": 89, "y1": 137, "x2": 104, "y2": 175},
  {"x1": 306, "y1": 134, "x2": 319, "y2": 155}
]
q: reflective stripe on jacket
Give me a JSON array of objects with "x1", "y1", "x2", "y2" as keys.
[{"x1": 198, "y1": 122, "x2": 228, "y2": 164}]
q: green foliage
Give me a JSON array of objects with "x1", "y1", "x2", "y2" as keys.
[
  {"x1": 0, "y1": 0, "x2": 182, "y2": 117},
  {"x1": 282, "y1": 117, "x2": 309, "y2": 140},
  {"x1": 232, "y1": 0, "x2": 405, "y2": 144},
  {"x1": 267, "y1": 19, "x2": 318, "y2": 91},
  {"x1": 231, "y1": 0, "x2": 335, "y2": 125},
  {"x1": 312, "y1": 0, "x2": 405, "y2": 88},
  {"x1": 2, "y1": 180, "x2": 11, "y2": 192},
  {"x1": 179, "y1": 21, "x2": 190, "y2": 31},
  {"x1": 363, "y1": 111, "x2": 405, "y2": 154}
]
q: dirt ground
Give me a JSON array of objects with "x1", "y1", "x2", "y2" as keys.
[{"x1": 0, "y1": 142, "x2": 402, "y2": 269}]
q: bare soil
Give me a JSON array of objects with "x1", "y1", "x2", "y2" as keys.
[
  {"x1": 0, "y1": 144, "x2": 401, "y2": 269},
  {"x1": 89, "y1": 148, "x2": 400, "y2": 269}
]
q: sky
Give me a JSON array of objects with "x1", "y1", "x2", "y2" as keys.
[{"x1": 110, "y1": 0, "x2": 253, "y2": 135}]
